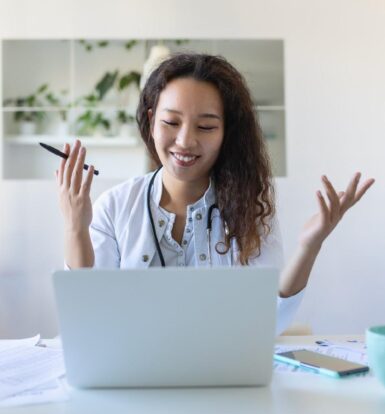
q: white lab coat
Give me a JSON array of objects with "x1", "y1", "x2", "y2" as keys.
[{"x1": 89, "y1": 168, "x2": 305, "y2": 335}]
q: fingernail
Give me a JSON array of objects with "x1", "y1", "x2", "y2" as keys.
[{"x1": 322, "y1": 175, "x2": 328, "y2": 181}]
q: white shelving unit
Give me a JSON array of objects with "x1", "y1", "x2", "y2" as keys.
[
  {"x1": 1, "y1": 39, "x2": 286, "y2": 179},
  {"x1": 1, "y1": 39, "x2": 148, "y2": 179},
  {"x1": 5, "y1": 135, "x2": 140, "y2": 147}
]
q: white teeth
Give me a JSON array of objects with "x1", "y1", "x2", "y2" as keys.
[{"x1": 173, "y1": 153, "x2": 197, "y2": 162}]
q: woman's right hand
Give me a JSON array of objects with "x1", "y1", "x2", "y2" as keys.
[{"x1": 56, "y1": 139, "x2": 95, "y2": 233}]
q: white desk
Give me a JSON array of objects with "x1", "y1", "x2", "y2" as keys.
[{"x1": 2, "y1": 335, "x2": 384, "y2": 414}]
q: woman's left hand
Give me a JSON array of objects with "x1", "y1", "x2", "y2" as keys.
[{"x1": 299, "y1": 172, "x2": 375, "y2": 251}]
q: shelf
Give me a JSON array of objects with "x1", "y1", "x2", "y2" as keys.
[
  {"x1": 2, "y1": 107, "x2": 69, "y2": 112},
  {"x1": 255, "y1": 105, "x2": 285, "y2": 111},
  {"x1": 4, "y1": 135, "x2": 142, "y2": 147},
  {"x1": 2, "y1": 106, "x2": 136, "y2": 112}
]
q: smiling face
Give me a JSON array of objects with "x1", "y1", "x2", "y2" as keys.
[{"x1": 148, "y1": 77, "x2": 224, "y2": 188}]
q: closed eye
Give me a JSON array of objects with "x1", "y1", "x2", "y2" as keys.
[
  {"x1": 162, "y1": 120, "x2": 217, "y2": 131},
  {"x1": 162, "y1": 120, "x2": 178, "y2": 127},
  {"x1": 199, "y1": 126, "x2": 217, "y2": 131}
]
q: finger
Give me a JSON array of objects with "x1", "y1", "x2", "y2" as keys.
[
  {"x1": 316, "y1": 190, "x2": 330, "y2": 224},
  {"x1": 64, "y1": 139, "x2": 81, "y2": 188},
  {"x1": 58, "y1": 143, "x2": 70, "y2": 186},
  {"x1": 71, "y1": 146, "x2": 86, "y2": 194},
  {"x1": 353, "y1": 178, "x2": 375, "y2": 204},
  {"x1": 321, "y1": 175, "x2": 340, "y2": 221},
  {"x1": 340, "y1": 172, "x2": 361, "y2": 211},
  {"x1": 81, "y1": 165, "x2": 94, "y2": 196}
]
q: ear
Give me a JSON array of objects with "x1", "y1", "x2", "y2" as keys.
[{"x1": 148, "y1": 108, "x2": 154, "y2": 136}]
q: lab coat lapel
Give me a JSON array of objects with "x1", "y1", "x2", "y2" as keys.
[{"x1": 135, "y1": 169, "x2": 168, "y2": 268}]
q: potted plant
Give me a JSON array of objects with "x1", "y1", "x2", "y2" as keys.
[
  {"x1": 44, "y1": 88, "x2": 71, "y2": 135},
  {"x1": 75, "y1": 110, "x2": 111, "y2": 137},
  {"x1": 74, "y1": 70, "x2": 120, "y2": 137},
  {"x1": 3, "y1": 84, "x2": 47, "y2": 135},
  {"x1": 75, "y1": 69, "x2": 141, "y2": 138},
  {"x1": 117, "y1": 70, "x2": 141, "y2": 108}
]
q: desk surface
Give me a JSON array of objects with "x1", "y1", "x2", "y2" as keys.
[{"x1": 2, "y1": 335, "x2": 385, "y2": 414}]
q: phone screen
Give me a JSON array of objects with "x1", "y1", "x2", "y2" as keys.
[{"x1": 275, "y1": 349, "x2": 369, "y2": 376}]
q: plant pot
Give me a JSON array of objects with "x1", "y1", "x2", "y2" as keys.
[
  {"x1": 19, "y1": 121, "x2": 36, "y2": 135},
  {"x1": 93, "y1": 126, "x2": 108, "y2": 138}
]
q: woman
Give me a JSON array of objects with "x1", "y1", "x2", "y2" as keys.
[{"x1": 57, "y1": 53, "x2": 374, "y2": 334}]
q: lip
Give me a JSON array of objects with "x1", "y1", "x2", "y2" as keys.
[{"x1": 170, "y1": 151, "x2": 200, "y2": 167}]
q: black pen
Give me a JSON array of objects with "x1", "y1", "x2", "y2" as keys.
[{"x1": 39, "y1": 142, "x2": 99, "y2": 175}]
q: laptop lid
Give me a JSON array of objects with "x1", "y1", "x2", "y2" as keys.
[{"x1": 53, "y1": 266, "x2": 278, "y2": 388}]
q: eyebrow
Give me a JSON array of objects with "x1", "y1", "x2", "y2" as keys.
[{"x1": 161, "y1": 108, "x2": 221, "y2": 120}]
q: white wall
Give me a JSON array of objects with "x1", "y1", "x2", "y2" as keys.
[{"x1": 0, "y1": 0, "x2": 384, "y2": 337}]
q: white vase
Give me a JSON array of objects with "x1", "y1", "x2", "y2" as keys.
[
  {"x1": 93, "y1": 126, "x2": 106, "y2": 138},
  {"x1": 19, "y1": 121, "x2": 36, "y2": 135}
]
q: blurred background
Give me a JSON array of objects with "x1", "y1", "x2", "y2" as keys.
[{"x1": 0, "y1": 0, "x2": 384, "y2": 338}]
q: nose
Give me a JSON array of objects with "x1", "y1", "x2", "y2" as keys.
[{"x1": 175, "y1": 125, "x2": 197, "y2": 149}]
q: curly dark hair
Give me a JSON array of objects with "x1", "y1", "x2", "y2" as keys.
[{"x1": 136, "y1": 52, "x2": 275, "y2": 265}]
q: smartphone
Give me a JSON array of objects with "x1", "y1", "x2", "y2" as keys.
[{"x1": 274, "y1": 349, "x2": 369, "y2": 378}]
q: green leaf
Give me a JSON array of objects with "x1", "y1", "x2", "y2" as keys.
[
  {"x1": 82, "y1": 93, "x2": 99, "y2": 107},
  {"x1": 174, "y1": 39, "x2": 189, "y2": 45},
  {"x1": 16, "y1": 98, "x2": 26, "y2": 106},
  {"x1": 37, "y1": 84, "x2": 48, "y2": 94},
  {"x1": 45, "y1": 92, "x2": 59, "y2": 105},
  {"x1": 34, "y1": 111, "x2": 45, "y2": 122},
  {"x1": 95, "y1": 70, "x2": 118, "y2": 100},
  {"x1": 15, "y1": 111, "x2": 24, "y2": 121},
  {"x1": 26, "y1": 95, "x2": 35, "y2": 106},
  {"x1": 77, "y1": 110, "x2": 92, "y2": 122},
  {"x1": 124, "y1": 40, "x2": 137, "y2": 50},
  {"x1": 117, "y1": 110, "x2": 126, "y2": 123},
  {"x1": 118, "y1": 71, "x2": 141, "y2": 90}
]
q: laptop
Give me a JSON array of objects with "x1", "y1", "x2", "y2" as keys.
[{"x1": 52, "y1": 266, "x2": 278, "y2": 388}]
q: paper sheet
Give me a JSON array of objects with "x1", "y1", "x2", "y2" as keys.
[
  {"x1": 0, "y1": 334, "x2": 41, "y2": 351},
  {"x1": 0, "y1": 377, "x2": 69, "y2": 407},
  {"x1": 274, "y1": 340, "x2": 370, "y2": 376},
  {"x1": 0, "y1": 345, "x2": 66, "y2": 400}
]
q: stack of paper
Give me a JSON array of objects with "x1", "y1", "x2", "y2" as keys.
[
  {"x1": 274, "y1": 338, "x2": 370, "y2": 375},
  {"x1": 0, "y1": 335, "x2": 68, "y2": 407}
]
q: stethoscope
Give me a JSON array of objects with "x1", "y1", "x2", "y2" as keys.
[{"x1": 147, "y1": 166, "x2": 224, "y2": 267}]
